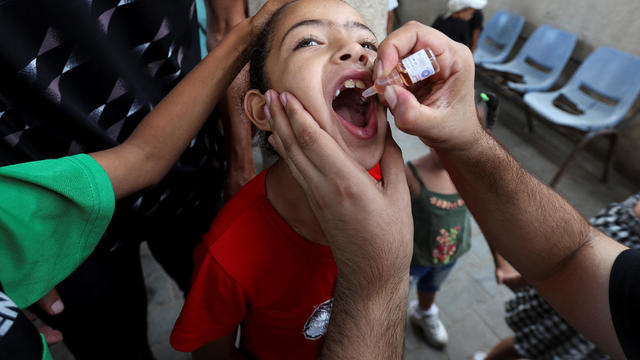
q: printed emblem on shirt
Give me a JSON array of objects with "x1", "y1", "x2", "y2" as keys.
[
  {"x1": 303, "y1": 298, "x2": 333, "y2": 340},
  {"x1": 0, "y1": 291, "x2": 19, "y2": 340}
]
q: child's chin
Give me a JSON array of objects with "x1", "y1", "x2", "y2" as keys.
[
  {"x1": 348, "y1": 143, "x2": 384, "y2": 170},
  {"x1": 359, "y1": 155, "x2": 383, "y2": 171}
]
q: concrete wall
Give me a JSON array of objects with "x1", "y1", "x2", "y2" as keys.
[{"x1": 397, "y1": 0, "x2": 640, "y2": 182}]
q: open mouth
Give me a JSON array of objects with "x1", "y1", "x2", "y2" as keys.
[
  {"x1": 332, "y1": 79, "x2": 376, "y2": 139},
  {"x1": 332, "y1": 79, "x2": 372, "y2": 129}
]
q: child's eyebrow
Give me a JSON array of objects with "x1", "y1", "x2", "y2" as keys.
[{"x1": 280, "y1": 19, "x2": 376, "y2": 48}]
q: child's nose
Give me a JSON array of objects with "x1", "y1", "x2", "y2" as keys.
[{"x1": 335, "y1": 44, "x2": 370, "y2": 65}]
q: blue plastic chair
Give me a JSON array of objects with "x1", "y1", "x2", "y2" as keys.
[
  {"x1": 482, "y1": 25, "x2": 577, "y2": 92},
  {"x1": 474, "y1": 11, "x2": 525, "y2": 65},
  {"x1": 524, "y1": 47, "x2": 640, "y2": 186}
]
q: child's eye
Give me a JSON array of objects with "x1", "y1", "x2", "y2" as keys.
[
  {"x1": 294, "y1": 38, "x2": 320, "y2": 50},
  {"x1": 360, "y1": 41, "x2": 378, "y2": 52}
]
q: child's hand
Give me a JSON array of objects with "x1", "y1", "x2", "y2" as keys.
[
  {"x1": 27, "y1": 288, "x2": 64, "y2": 345},
  {"x1": 495, "y1": 262, "x2": 527, "y2": 291},
  {"x1": 250, "y1": 0, "x2": 297, "y2": 36}
]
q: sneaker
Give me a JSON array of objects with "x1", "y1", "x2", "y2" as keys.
[{"x1": 409, "y1": 300, "x2": 448, "y2": 348}]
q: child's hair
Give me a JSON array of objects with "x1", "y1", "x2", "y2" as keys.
[
  {"x1": 249, "y1": 1, "x2": 300, "y2": 93},
  {"x1": 247, "y1": 2, "x2": 300, "y2": 154}
]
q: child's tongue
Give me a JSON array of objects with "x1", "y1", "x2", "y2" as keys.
[
  {"x1": 335, "y1": 104, "x2": 366, "y2": 127},
  {"x1": 333, "y1": 89, "x2": 367, "y2": 128}
]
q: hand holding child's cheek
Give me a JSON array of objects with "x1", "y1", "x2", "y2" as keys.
[{"x1": 266, "y1": 88, "x2": 413, "y2": 285}]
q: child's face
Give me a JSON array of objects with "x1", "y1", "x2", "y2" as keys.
[
  {"x1": 456, "y1": 8, "x2": 475, "y2": 21},
  {"x1": 264, "y1": 0, "x2": 387, "y2": 169}
]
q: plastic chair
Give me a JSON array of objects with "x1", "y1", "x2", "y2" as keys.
[
  {"x1": 474, "y1": 11, "x2": 525, "y2": 65},
  {"x1": 482, "y1": 25, "x2": 577, "y2": 92},
  {"x1": 524, "y1": 47, "x2": 640, "y2": 187}
]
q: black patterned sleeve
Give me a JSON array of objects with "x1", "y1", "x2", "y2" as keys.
[{"x1": 609, "y1": 249, "x2": 640, "y2": 359}]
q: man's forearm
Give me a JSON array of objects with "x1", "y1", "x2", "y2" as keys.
[
  {"x1": 320, "y1": 273, "x2": 409, "y2": 360},
  {"x1": 437, "y1": 129, "x2": 626, "y2": 358},
  {"x1": 438, "y1": 129, "x2": 591, "y2": 283}
]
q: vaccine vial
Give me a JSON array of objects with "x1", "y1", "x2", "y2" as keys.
[{"x1": 362, "y1": 48, "x2": 440, "y2": 98}]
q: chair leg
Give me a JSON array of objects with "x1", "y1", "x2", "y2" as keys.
[
  {"x1": 525, "y1": 109, "x2": 535, "y2": 133},
  {"x1": 602, "y1": 132, "x2": 618, "y2": 183},
  {"x1": 549, "y1": 133, "x2": 596, "y2": 188}
]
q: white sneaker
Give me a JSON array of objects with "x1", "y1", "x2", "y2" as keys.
[
  {"x1": 472, "y1": 352, "x2": 487, "y2": 360},
  {"x1": 409, "y1": 300, "x2": 448, "y2": 348}
]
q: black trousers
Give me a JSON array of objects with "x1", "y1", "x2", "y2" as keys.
[
  {"x1": 33, "y1": 166, "x2": 223, "y2": 359},
  {"x1": 33, "y1": 241, "x2": 152, "y2": 360}
]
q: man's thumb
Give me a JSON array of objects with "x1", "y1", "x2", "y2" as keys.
[{"x1": 384, "y1": 85, "x2": 434, "y2": 138}]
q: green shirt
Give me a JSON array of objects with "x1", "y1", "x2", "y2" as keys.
[
  {"x1": 0, "y1": 154, "x2": 115, "y2": 309},
  {"x1": 408, "y1": 162, "x2": 472, "y2": 267}
]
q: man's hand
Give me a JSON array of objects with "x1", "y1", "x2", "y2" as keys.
[
  {"x1": 375, "y1": 22, "x2": 482, "y2": 153},
  {"x1": 265, "y1": 90, "x2": 413, "y2": 281},
  {"x1": 264, "y1": 90, "x2": 412, "y2": 358}
]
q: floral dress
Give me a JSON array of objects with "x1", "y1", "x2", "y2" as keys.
[{"x1": 408, "y1": 162, "x2": 472, "y2": 267}]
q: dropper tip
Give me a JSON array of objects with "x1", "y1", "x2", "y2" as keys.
[{"x1": 361, "y1": 86, "x2": 376, "y2": 99}]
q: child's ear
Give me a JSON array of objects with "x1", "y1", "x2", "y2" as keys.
[{"x1": 244, "y1": 89, "x2": 271, "y2": 131}]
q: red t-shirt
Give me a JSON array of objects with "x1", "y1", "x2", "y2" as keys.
[{"x1": 170, "y1": 169, "x2": 337, "y2": 359}]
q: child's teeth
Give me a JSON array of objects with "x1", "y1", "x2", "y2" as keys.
[
  {"x1": 355, "y1": 80, "x2": 365, "y2": 89},
  {"x1": 344, "y1": 79, "x2": 355, "y2": 88},
  {"x1": 335, "y1": 89, "x2": 341, "y2": 98}
]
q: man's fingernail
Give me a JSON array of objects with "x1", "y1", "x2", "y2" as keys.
[
  {"x1": 376, "y1": 59, "x2": 383, "y2": 78},
  {"x1": 265, "y1": 90, "x2": 272, "y2": 107},
  {"x1": 267, "y1": 134, "x2": 276, "y2": 147},
  {"x1": 264, "y1": 104, "x2": 271, "y2": 121},
  {"x1": 280, "y1": 92, "x2": 288, "y2": 107},
  {"x1": 50, "y1": 299, "x2": 64, "y2": 315},
  {"x1": 384, "y1": 86, "x2": 398, "y2": 109}
]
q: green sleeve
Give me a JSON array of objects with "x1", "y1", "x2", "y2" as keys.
[{"x1": 0, "y1": 154, "x2": 115, "y2": 308}]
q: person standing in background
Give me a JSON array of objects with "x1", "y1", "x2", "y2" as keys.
[
  {"x1": 468, "y1": 7, "x2": 484, "y2": 52},
  {"x1": 0, "y1": 0, "x2": 248, "y2": 357},
  {"x1": 432, "y1": 0, "x2": 486, "y2": 52},
  {"x1": 202, "y1": 0, "x2": 256, "y2": 200}
]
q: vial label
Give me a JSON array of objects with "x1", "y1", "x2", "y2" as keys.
[{"x1": 401, "y1": 49, "x2": 435, "y2": 84}]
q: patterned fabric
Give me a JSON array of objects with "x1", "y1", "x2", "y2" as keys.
[
  {"x1": 429, "y1": 197, "x2": 465, "y2": 210},
  {"x1": 433, "y1": 226, "x2": 461, "y2": 264},
  {"x1": 0, "y1": 0, "x2": 225, "y2": 237},
  {"x1": 506, "y1": 193, "x2": 640, "y2": 359}
]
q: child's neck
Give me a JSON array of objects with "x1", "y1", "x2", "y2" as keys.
[
  {"x1": 266, "y1": 160, "x2": 329, "y2": 246},
  {"x1": 426, "y1": 151, "x2": 445, "y2": 171}
]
